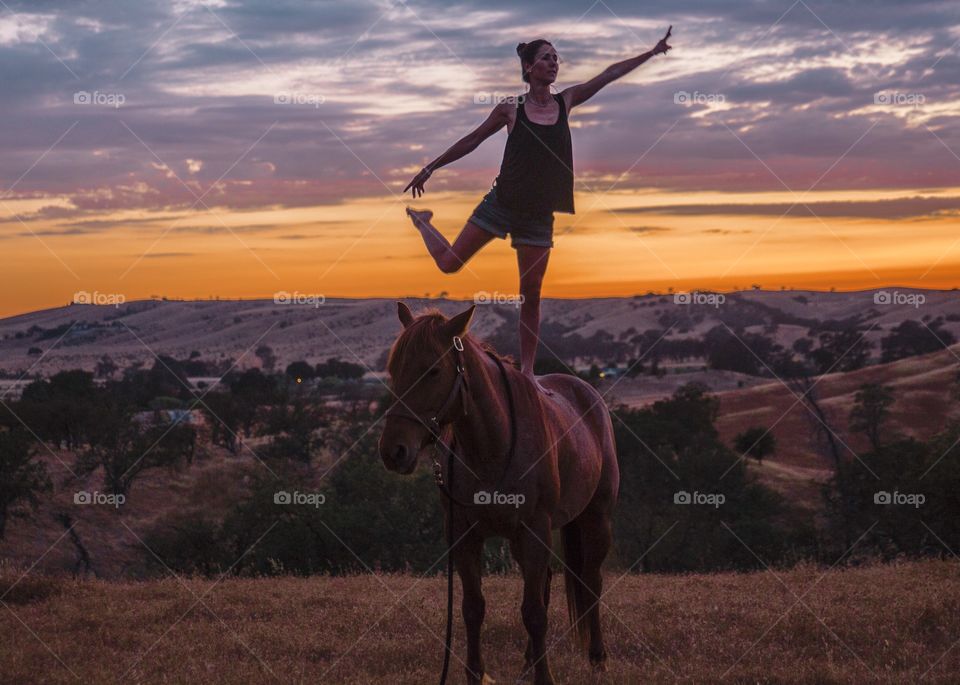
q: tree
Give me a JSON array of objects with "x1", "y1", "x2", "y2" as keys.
[
  {"x1": 806, "y1": 328, "x2": 873, "y2": 374},
  {"x1": 611, "y1": 384, "x2": 813, "y2": 573},
  {"x1": 19, "y1": 370, "x2": 98, "y2": 449},
  {"x1": 285, "y1": 361, "x2": 315, "y2": 382},
  {"x1": 881, "y1": 318, "x2": 955, "y2": 363},
  {"x1": 200, "y1": 392, "x2": 244, "y2": 454},
  {"x1": 849, "y1": 383, "x2": 895, "y2": 451},
  {"x1": 702, "y1": 323, "x2": 804, "y2": 378},
  {"x1": 77, "y1": 400, "x2": 195, "y2": 496},
  {"x1": 95, "y1": 354, "x2": 118, "y2": 379},
  {"x1": 0, "y1": 429, "x2": 51, "y2": 539},
  {"x1": 256, "y1": 345, "x2": 277, "y2": 373},
  {"x1": 314, "y1": 358, "x2": 365, "y2": 381},
  {"x1": 225, "y1": 368, "x2": 278, "y2": 436},
  {"x1": 143, "y1": 356, "x2": 191, "y2": 401},
  {"x1": 259, "y1": 388, "x2": 326, "y2": 464},
  {"x1": 734, "y1": 427, "x2": 777, "y2": 465},
  {"x1": 792, "y1": 337, "x2": 814, "y2": 356},
  {"x1": 630, "y1": 329, "x2": 667, "y2": 375}
]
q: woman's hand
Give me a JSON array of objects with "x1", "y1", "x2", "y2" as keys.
[
  {"x1": 403, "y1": 166, "x2": 433, "y2": 198},
  {"x1": 652, "y1": 25, "x2": 672, "y2": 56}
]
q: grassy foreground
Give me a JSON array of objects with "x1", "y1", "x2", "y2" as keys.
[{"x1": 1, "y1": 559, "x2": 958, "y2": 684}]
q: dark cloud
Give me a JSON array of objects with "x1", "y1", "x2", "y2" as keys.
[
  {"x1": 143, "y1": 251, "x2": 193, "y2": 258},
  {"x1": 611, "y1": 195, "x2": 960, "y2": 220},
  {"x1": 629, "y1": 225, "x2": 671, "y2": 234}
]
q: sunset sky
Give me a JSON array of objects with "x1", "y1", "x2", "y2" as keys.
[{"x1": 2, "y1": 0, "x2": 960, "y2": 317}]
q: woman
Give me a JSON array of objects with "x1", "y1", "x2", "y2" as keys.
[{"x1": 404, "y1": 29, "x2": 672, "y2": 395}]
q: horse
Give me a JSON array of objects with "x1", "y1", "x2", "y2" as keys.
[{"x1": 378, "y1": 301, "x2": 620, "y2": 685}]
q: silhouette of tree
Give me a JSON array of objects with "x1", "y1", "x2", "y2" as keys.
[
  {"x1": 255, "y1": 344, "x2": 277, "y2": 373},
  {"x1": 881, "y1": 318, "x2": 955, "y2": 363},
  {"x1": 849, "y1": 383, "x2": 895, "y2": 452},
  {"x1": 0, "y1": 428, "x2": 51, "y2": 539},
  {"x1": 734, "y1": 427, "x2": 776, "y2": 465}
]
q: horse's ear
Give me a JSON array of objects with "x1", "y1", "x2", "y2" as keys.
[
  {"x1": 397, "y1": 301, "x2": 415, "y2": 328},
  {"x1": 444, "y1": 304, "x2": 476, "y2": 338}
]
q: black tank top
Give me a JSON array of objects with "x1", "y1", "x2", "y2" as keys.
[{"x1": 493, "y1": 92, "x2": 575, "y2": 215}]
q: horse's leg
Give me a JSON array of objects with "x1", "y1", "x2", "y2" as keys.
[
  {"x1": 577, "y1": 510, "x2": 613, "y2": 671},
  {"x1": 512, "y1": 520, "x2": 555, "y2": 685},
  {"x1": 453, "y1": 528, "x2": 489, "y2": 685},
  {"x1": 523, "y1": 565, "x2": 552, "y2": 674}
]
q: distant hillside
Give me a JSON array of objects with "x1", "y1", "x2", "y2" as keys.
[{"x1": 1, "y1": 288, "x2": 957, "y2": 378}]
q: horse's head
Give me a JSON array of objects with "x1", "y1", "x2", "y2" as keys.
[{"x1": 378, "y1": 301, "x2": 476, "y2": 474}]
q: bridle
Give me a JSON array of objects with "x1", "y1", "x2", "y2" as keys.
[{"x1": 383, "y1": 335, "x2": 469, "y2": 447}]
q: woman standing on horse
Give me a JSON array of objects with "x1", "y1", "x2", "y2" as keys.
[{"x1": 404, "y1": 29, "x2": 672, "y2": 394}]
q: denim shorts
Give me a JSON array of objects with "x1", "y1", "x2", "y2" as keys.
[{"x1": 468, "y1": 187, "x2": 555, "y2": 248}]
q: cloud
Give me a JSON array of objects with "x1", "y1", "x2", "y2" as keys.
[
  {"x1": 0, "y1": 0, "x2": 955, "y2": 219},
  {"x1": 610, "y1": 195, "x2": 960, "y2": 220},
  {"x1": 142, "y1": 251, "x2": 193, "y2": 258}
]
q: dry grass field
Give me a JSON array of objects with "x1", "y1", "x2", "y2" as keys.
[{"x1": 2, "y1": 559, "x2": 958, "y2": 684}]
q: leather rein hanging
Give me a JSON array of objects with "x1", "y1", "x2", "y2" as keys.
[{"x1": 383, "y1": 335, "x2": 518, "y2": 506}]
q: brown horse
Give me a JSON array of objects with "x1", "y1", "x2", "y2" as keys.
[{"x1": 378, "y1": 302, "x2": 619, "y2": 685}]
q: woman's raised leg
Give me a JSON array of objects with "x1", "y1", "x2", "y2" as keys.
[{"x1": 407, "y1": 208, "x2": 494, "y2": 273}]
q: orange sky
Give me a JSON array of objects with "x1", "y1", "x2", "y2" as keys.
[
  {"x1": 3, "y1": 185, "x2": 959, "y2": 318},
  {"x1": 3, "y1": 3, "x2": 960, "y2": 318}
]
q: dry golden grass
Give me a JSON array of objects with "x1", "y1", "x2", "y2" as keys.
[{"x1": 1, "y1": 559, "x2": 958, "y2": 684}]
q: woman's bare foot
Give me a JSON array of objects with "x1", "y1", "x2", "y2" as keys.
[
  {"x1": 406, "y1": 207, "x2": 433, "y2": 231},
  {"x1": 523, "y1": 371, "x2": 554, "y2": 396}
]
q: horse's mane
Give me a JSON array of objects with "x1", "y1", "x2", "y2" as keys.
[{"x1": 386, "y1": 307, "x2": 514, "y2": 376}]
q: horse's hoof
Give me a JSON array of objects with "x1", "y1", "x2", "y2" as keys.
[
  {"x1": 590, "y1": 654, "x2": 607, "y2": 683},
  {"x1": 466, "y1": 669, "x2": 496, "y2": 685}
]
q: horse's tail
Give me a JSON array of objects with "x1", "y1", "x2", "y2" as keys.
[{"x1": 560, "y1": 522, "x2": 591, "y2": 652}]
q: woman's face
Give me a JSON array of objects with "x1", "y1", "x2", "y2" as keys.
[{"x1": 527, "y1": 44, "x2": 559, "y2": 84}]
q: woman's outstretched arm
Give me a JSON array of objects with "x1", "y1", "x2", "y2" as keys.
[
  {"x1": 562, "y1": 25, "x2": 672, "y2": 110},
  {"x1": 404, "y1": 102, "x2": 511, "y2": 198}
]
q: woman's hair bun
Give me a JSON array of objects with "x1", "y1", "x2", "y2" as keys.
[{"x1": 516, "y1": 42, "x2": 527, "y2": 56}]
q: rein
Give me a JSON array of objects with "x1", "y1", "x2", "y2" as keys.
[
  {"x1": 383, "y1": 334, "x2": 519, "y2": 685},
  {"x1": 433, "y1": 349, "x2": 517, "y2": 508}
]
